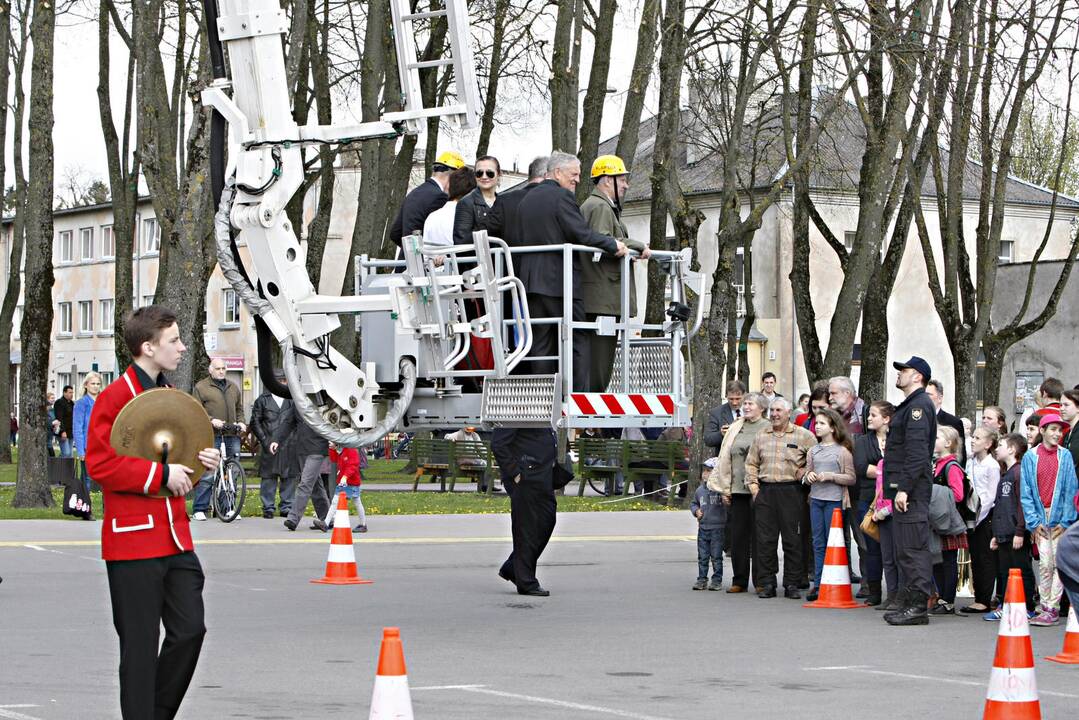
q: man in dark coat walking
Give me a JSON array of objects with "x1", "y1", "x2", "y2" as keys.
[
  {"x1": 249, "y1": 370, "x2": 295, "y2": 518},
  {"x1": 270, "y1": 406, "x2": 330, "y2": 532}
]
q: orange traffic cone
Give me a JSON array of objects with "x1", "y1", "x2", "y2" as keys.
[
  {"x1": 983, "y1": 569, "x2": 1041, "y2": 720},
  {"x1": 804, "y1": 507, "x2": 862, "y2": 609},
  {"x1": 311, "y1": 492, "x2": 372, "y2": 585},
  {"x1": 369, "y1": 627, "x2": 413, "y2": 720},
  {"x1": 1045, "y1": 607, "x2": 1079, "y2": 664}
]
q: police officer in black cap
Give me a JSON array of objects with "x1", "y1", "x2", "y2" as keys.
[
  {"x1": 492, "y1": 427, "x2": 562, "y2": 596},
  {"x1": 883, "y1": 356, "x2": 938, "y2": 626}
]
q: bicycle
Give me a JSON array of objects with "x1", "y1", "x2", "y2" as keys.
[{"x1": 210, "y1": 423, "x2": 246, "y2": 523}]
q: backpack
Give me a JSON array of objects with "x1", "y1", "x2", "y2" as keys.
[{"x1": 934, "y1": 459, "x2": 975, "y2": 523}]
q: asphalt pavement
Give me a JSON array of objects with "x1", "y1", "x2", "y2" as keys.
[{"x1": 1, "y1": 512, "x2": 1076, "y2": 719}]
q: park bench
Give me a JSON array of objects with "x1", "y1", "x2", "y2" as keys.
[
  {"x1": 623, "y1": 440, "x2": 690, "y2": 507},
  {"x1": 410, "y1": 437, "x2": 494, "y2": 493},
  {"x1": 569, "y1": 437, "x2": 628, "y2": 497}
]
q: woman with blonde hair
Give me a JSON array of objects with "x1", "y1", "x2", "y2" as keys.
[{"x1": 73, "y1": 372, "x2": 104, "y2": 499}]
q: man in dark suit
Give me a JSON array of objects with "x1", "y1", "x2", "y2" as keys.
[
  {"x1": 249, "y1": 369, "x2": 295, "y2": 518},
  {"x1": 387, "y1": 150, "x2": 465, "y2": 247},
  {"x1": 926, "y1": 379, "x2": 966, "y2": 466},
  {"x1": 486, "y1": 155, "x2": 548, "y2": 246},
  {"x1": 703, "y1": 380, "x2": 747, "y2": 455},
  {"x1": 515, "y1": 151, "x2": 627, "y2": 390}
]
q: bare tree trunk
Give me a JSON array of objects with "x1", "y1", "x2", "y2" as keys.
[
  {"x1": 14, "y1": 0, "x2": 54, "y2": 508},
  {"x1": 304, "y1": 0, "x2": 336, "y2": 289},
  {"x1": 736, "y1": 229, "x2": 755, "y2": 387},
  {"x1": 576, "y1": 0, "x2": 617, "y2": 203},
  {"x1": 0, "y1": 0, "x2": 15, "y2": 465},
  {"x1": 475, "y1": 0, "x2": 509, "y2": 157},
  {"x1": 549, "y1": 0, "x2": 580, "y2": 151},
  {"x1": 615, "y1": 0, "x2": 659, "y2": 166}
]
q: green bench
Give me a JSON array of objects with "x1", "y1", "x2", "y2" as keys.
[
  {"x1": 623, "y1": 440, "x2": 690, "y2": 507},
  {"x1": 410, "y1": 438, "x2": 495, "y2": 493},
  {"x1": 570, "y1": 438, "x2": 689, "y2": 505}
]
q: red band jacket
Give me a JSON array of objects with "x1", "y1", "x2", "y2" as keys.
[{"x1": 85, "y1": 365, "x2": 194, "y2": 561}]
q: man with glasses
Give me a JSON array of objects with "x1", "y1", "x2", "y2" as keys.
[
  {"x1": 190, "y1": 358, "x2": 246, "y2": 521},
  {"x1": 579, "y1": 154, "x2": 650, "y2": 393}
]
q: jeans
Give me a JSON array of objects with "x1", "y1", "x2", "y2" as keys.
[
  {"x1": 697, "y1": 526, "x2": 725, "y2": 580},
  {"x1": 331, "y1": 484, "x2": 366, "y2": 526},
  {"x1": 810, "y1": 498, "x2": 843, "y2": 586},
  {"x1": 193, "y1": 435, "x2": 242, "y2": 513},
  {"x1": 59, "y1": 437, "x2": 73, "y2": 458},
  {"x1": 857, "y1": 498, "x2": 883, "y2": 584},
  {"x1": 259, "y1": 473, "x2": 296, "y2": 515}
]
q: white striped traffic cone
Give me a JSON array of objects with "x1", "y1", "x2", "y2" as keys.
[
  {"x1": 1045, "y1": 607, "x2": 1079, "y2": 664},
  {"x1": 804, "y1": 508, "x2": 862, "y2": 609},
  {"x1": 369, "y1": 627, "x2": 413, "y2": 720},
  {"x1": 983, "y1": 569, "x2": 1040, "y2": 720},
  {"x1": 311, "y1": 492, "x2": 372, "y2": 585}
]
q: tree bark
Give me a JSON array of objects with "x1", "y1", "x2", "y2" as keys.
[
  {"x1": 549, "y1": 0, "x2": 580, "y2": 152},
  {"x1": 304, "y1": 0, "x2": 336, "y2": 290},
  {"x1": 615, "y1": 0, "x2": 659, "y2": 167},
  {"x1": 14, "y1": 0, "x2": 54, "y2": 508},
  {"x1": 475, "y1": 0, "x2": 509, "y2": 157},
  {"x1": 0, "y1": 0, "x2": 16, "y2": 465},
  {"x1": 575, "y1": 0, "x2": 617, "y2": 203}
]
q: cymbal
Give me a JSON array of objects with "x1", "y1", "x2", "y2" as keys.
[{"x1": 110, "y1": 388, "x2": 215, "y2": 495}]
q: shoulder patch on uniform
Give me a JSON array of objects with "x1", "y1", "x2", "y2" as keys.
[{"x1": 912, "y1": 409, "x2": 923, "y2": 421}]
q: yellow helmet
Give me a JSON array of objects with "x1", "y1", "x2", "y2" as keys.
[
  {"x1": 591, "y1": 154, "x2": 628, "y2": 178},
  {"x1": 434, "y1": 150, "x2": 466, "y2": 170}
]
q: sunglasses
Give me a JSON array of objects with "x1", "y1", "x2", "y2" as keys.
[{"x1": 475, "y1": 169, "x2": 497, "y2": 179}]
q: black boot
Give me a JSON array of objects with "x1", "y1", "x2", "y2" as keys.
[
  {"x1": 886, "y1": 590, "x2": 930, "y2": 626},
  {"x1": 876, "y1": 589, "x2": 897, "y2": 611},
  {"x1": 863, "y1": 580, "x2": 882, "y2": 607},
  {"x1": 882, "y1": 588, "x2": 911, "y2": 621}
]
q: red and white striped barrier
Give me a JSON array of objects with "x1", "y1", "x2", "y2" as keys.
[{"x1": 567, "y1": 393, "x2": 675, "y2": 417}]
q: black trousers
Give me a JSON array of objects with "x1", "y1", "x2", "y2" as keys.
[
  {"x1": 106, "y1": 552, "x2": 206, "y2": 720},
  {"x1": 728, "y1": 493, "x2": 759, "y2": 589},
  {"x1": 493, "y1": 428, "x2": 557, "y2": 592},
  {"x1": 525, "y1": 293, "x2": 589, "y2": 391},
  {"x1": 799, "y1": 485, "x2": 812, "y2": 585},
  {"x1": 968, "y1": 518, "x2": 998, "y2": 605},
  {"x1": 894, "y1": 508, "x2": 934, "y2": 596},
  {"x1": 995, "y1": 539, "x2": 1036, "y2": 611},
  {"x1": 753, "y1": 484, "x2": 804, "y2": 589}
]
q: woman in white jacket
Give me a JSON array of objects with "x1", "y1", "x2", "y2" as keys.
[{"x1": 963, "y1": 427, "x2": 1001, "y2": 614}]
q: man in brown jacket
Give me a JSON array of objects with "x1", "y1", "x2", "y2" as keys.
[{"x1": 190, "y1": 358, "x2": 246, "y2": 520}]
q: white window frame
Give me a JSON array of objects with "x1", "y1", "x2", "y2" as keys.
[
  {"x1": 13, "y1": 305, "x2": 21, "y2": 339},
  {"x1": 57, "y1": 372, "x2": 72, "y2": 392},
  {"x1": 142, "y1": 294, "x2": 155, "y2": 308},
  {"x1": 222, "y1": 288, "x2": 241, "y2": 326},
  {"x1": 58, "y1": 302, "x2": 72, "y2": 335},
  {"x1": 77, "y1": 300, "x2": 94, "y2": 335},
  {"x1": 100, "y1": 299, "x2": 114, "y2": 334},
  {"x1": 79, "y1": 227, "x2": 94, "y2": 262},
  {"x1": 101, "y1": 224, "x2": 115, "y2": 259},
  {"x1": 59, "y1": 230, "x2": 74, "y2": 263},
  {"x1": 100, "y1": 370, "x2": 115, "y2": 385},
  {"x1": 141, "y1": 217, "x2": 161, "y2": 255},
  {"x1": 999, "y1": 239, "x2": 1014, "y2": 264},
  {"x1": 844, "y1": 231, "x2": 856, "y2": 252}
]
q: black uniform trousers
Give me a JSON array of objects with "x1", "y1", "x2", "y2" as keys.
[
  {"x1": 493, "y1": 428, "x2": 557, "y2": 592},
  {"x1": 525, "y1": 293, "x2": 589, "y2": 391},
  {"x1": 893, "y1": 503, "x2": 934, "y2": 596},
  {"x1": 753, "y1": 483, "x2": 804, "y2": 589},
  {"x1": 968, "y1": 518, "x2": 998, "y2": 605},
  {"x1": 106, "y1": 551, "x2": 206, "y2": 720},
  {"x1": 728, "y1": 493, "x2": 760, "y2": 589}
]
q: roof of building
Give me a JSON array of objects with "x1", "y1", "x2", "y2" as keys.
[{"x1": 598, "y1": 95, "x2": 1079, "y2": 209}]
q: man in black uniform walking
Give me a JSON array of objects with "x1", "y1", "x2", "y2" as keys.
[
  {"x1": 883, "y1": 356, "x2": 938, "y2": 626},
  {"x1": 492, "y1": 427, "x2": 557, "y2": 596}
]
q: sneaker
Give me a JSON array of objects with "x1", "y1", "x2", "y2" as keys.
[
  {"x1": 353, "y1": 524, "x2": 368, "y2": 533},
  {"x1": 1029, "y1": 609, "x2": 1060, "y2": 627},
  {"x1": 983, "y1": 609, "x2": 1003, "y2": 621},
  {"x1": 262, "y1": 510, "x2": 274, "y2": 519},
  {"x1": 692, "y1": 578, "x2": 708, "y2": 591},
  {"x1": 192, "y1": 511, "x2": 208, "y2": 521},
  {"x1": 708, "y1": 578, "x2": 723, "y2": 591},
  {"x1": 928, "y1": 601, "x2": 954, "y2": 616},
  {"x1": 310, "y1": 519, "x2": 328, "y2": 532}
]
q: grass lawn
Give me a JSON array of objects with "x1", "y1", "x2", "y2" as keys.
[{"x1": 0, "y1": 483, "x2": 674, "y2": 520}]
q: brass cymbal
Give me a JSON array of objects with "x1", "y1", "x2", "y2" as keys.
[{"x1": 110, "y1": 388, "x2": 215, "y2": 493}]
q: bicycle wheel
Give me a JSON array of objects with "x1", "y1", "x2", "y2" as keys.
[
  {"x1": 212, "y1": 459, "x2": 246, "y2": 523},
  {"x1": 587, "y1": 475, "x2": 611, "y2": 497}
]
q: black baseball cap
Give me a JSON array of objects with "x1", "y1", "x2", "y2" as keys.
[{"x1": 893, "y1": 356, "x2": 931, "y2": 380}]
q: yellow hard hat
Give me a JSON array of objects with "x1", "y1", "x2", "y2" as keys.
[
  {"x1": 591, "y1": 154, "x2": 628, "y2": 178},
  {"x1": 434, "y1": 150, "x2": 466, "y2": 170}
]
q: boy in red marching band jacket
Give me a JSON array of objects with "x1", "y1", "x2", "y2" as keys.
[{"x1": 85, "y1": 306, "x2": 221, "y2": 720}]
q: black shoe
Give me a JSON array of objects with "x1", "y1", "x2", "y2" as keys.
[
  {"x1": 928, "y1": 601, "x2": 955, "y2": 616},
  {"x1": 855, "y1": 585, "x2": 870, "y2": 599},
  {"x1": 757, "y1": 586, "x2": 777, "y2": 598},
  {"x1": 864, "y1": 581, "x2": 883, "y2": 606},
  {"x1": 882, "y1": 588, "x2": 911, "y2": 619},
  {"x1": 353, "y1": 524, "x2": 368, "y2": 533},
  {"x1": 797, "y1": 581, "x2": 811, "y2": 590},
  {"x1": 850, "y1": 574, "x2": 862, "y2": 584},
  {"x1": 517, "y1": 586, "x2": 550, "y2": 597},
  {"x1": 806, "y1": 588, "x2": 819, "y2": 602},
  {"x1": 310, "y1": 519, "x2": 328, "y2": 532},
  {"x1": 784, "y1": 585, "x2": 802, "y2": 600},
  {"x1": 263, "y1": 510, "x2": 274, "y2": 519},
  {"x1": 283, "y1": 519, "x2": 297, "y2": 531},
  {"x1": 876, "y1": 591, "x2": 898, "y2": 611},
  {"x1": 887, "y1": 592, "x2": 930, "y2": 626},
  {"x1": 498, "y1": 568, "x2": 516, "y2": 584}
]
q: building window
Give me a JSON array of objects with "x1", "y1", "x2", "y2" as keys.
[
  {"x1": 141, "y1": 217, "x2": 160, "y2": 255},
  {"x1": 78, "y1": 300, "x2": 94, "y2": 334},
  {"x1": 101, "y1": 225, "x2": 115, "y2": 259},
  {"x1": 79, "y1": 227, "x2": 94, "y2": 261},
  {"x1": 999, "y1": 239, "x2": 1014, "y2": 263},
  {"x1": 58, "y1": 302, "x2": 72, "y2": 335},
  {"x1": 222, "y1": 288, "x2": 241, "y2": 325},
  {"x1": 13, "y1": 305, "x2": 21, "y2": 338},
  {"x1": 142, "y1": 294, "x2": 155, "y2": 308},
  {"x1": 851, "y1": 343, "x2": 862, "y2": 366},
  {"x1": 59, "y1": 230, "x2": 74, "y2": 263},
  {"x1": 844, "y1": 231, "x2": 856, "y2": 252},
  {"x1": 100, "y1": 371, "x2": 115, "y2": 385},
  {"x1": 57, "y1": 372, "x2": 72, "y2": 392},
  {"x1": 100, "y1": 299, "x2": 114, "y2": 333}
]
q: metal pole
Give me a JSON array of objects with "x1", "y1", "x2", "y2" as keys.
[
  {"x1": 620, "y1": 252, "x2": 631, "y2": 392},
  {"x1": 562, "y1": 244, "x2": 573, "y2": 400}
]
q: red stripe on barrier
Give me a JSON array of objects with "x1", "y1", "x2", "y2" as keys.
[
  {"x1": 629, "y1": 395, "x2": 653, "y2": 415},
  {"x1": 600, "y1": 394, "x2": 624, "y2": 414},
  {"x1": 657, "y1": 395, "x2": 675, "y2": 414},
  {"x1": 572, "y1": 394, "x2": 597, "y2": 415}
]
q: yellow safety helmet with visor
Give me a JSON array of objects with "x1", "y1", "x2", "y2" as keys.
[{"x1": 590, "y1": 154, "x2": 629, "y2": 179}]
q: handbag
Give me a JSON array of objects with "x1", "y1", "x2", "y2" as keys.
[
  {"x1": 860, "y1": 507, "x2": 880, "y2": 542},
  {"x1": 61, "y1": 459, "x2": 92, "y2": 520}
]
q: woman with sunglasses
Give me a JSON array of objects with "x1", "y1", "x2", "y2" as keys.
[{"x1": 454, "y1": 155, "x2": 501, "y2": 245}]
